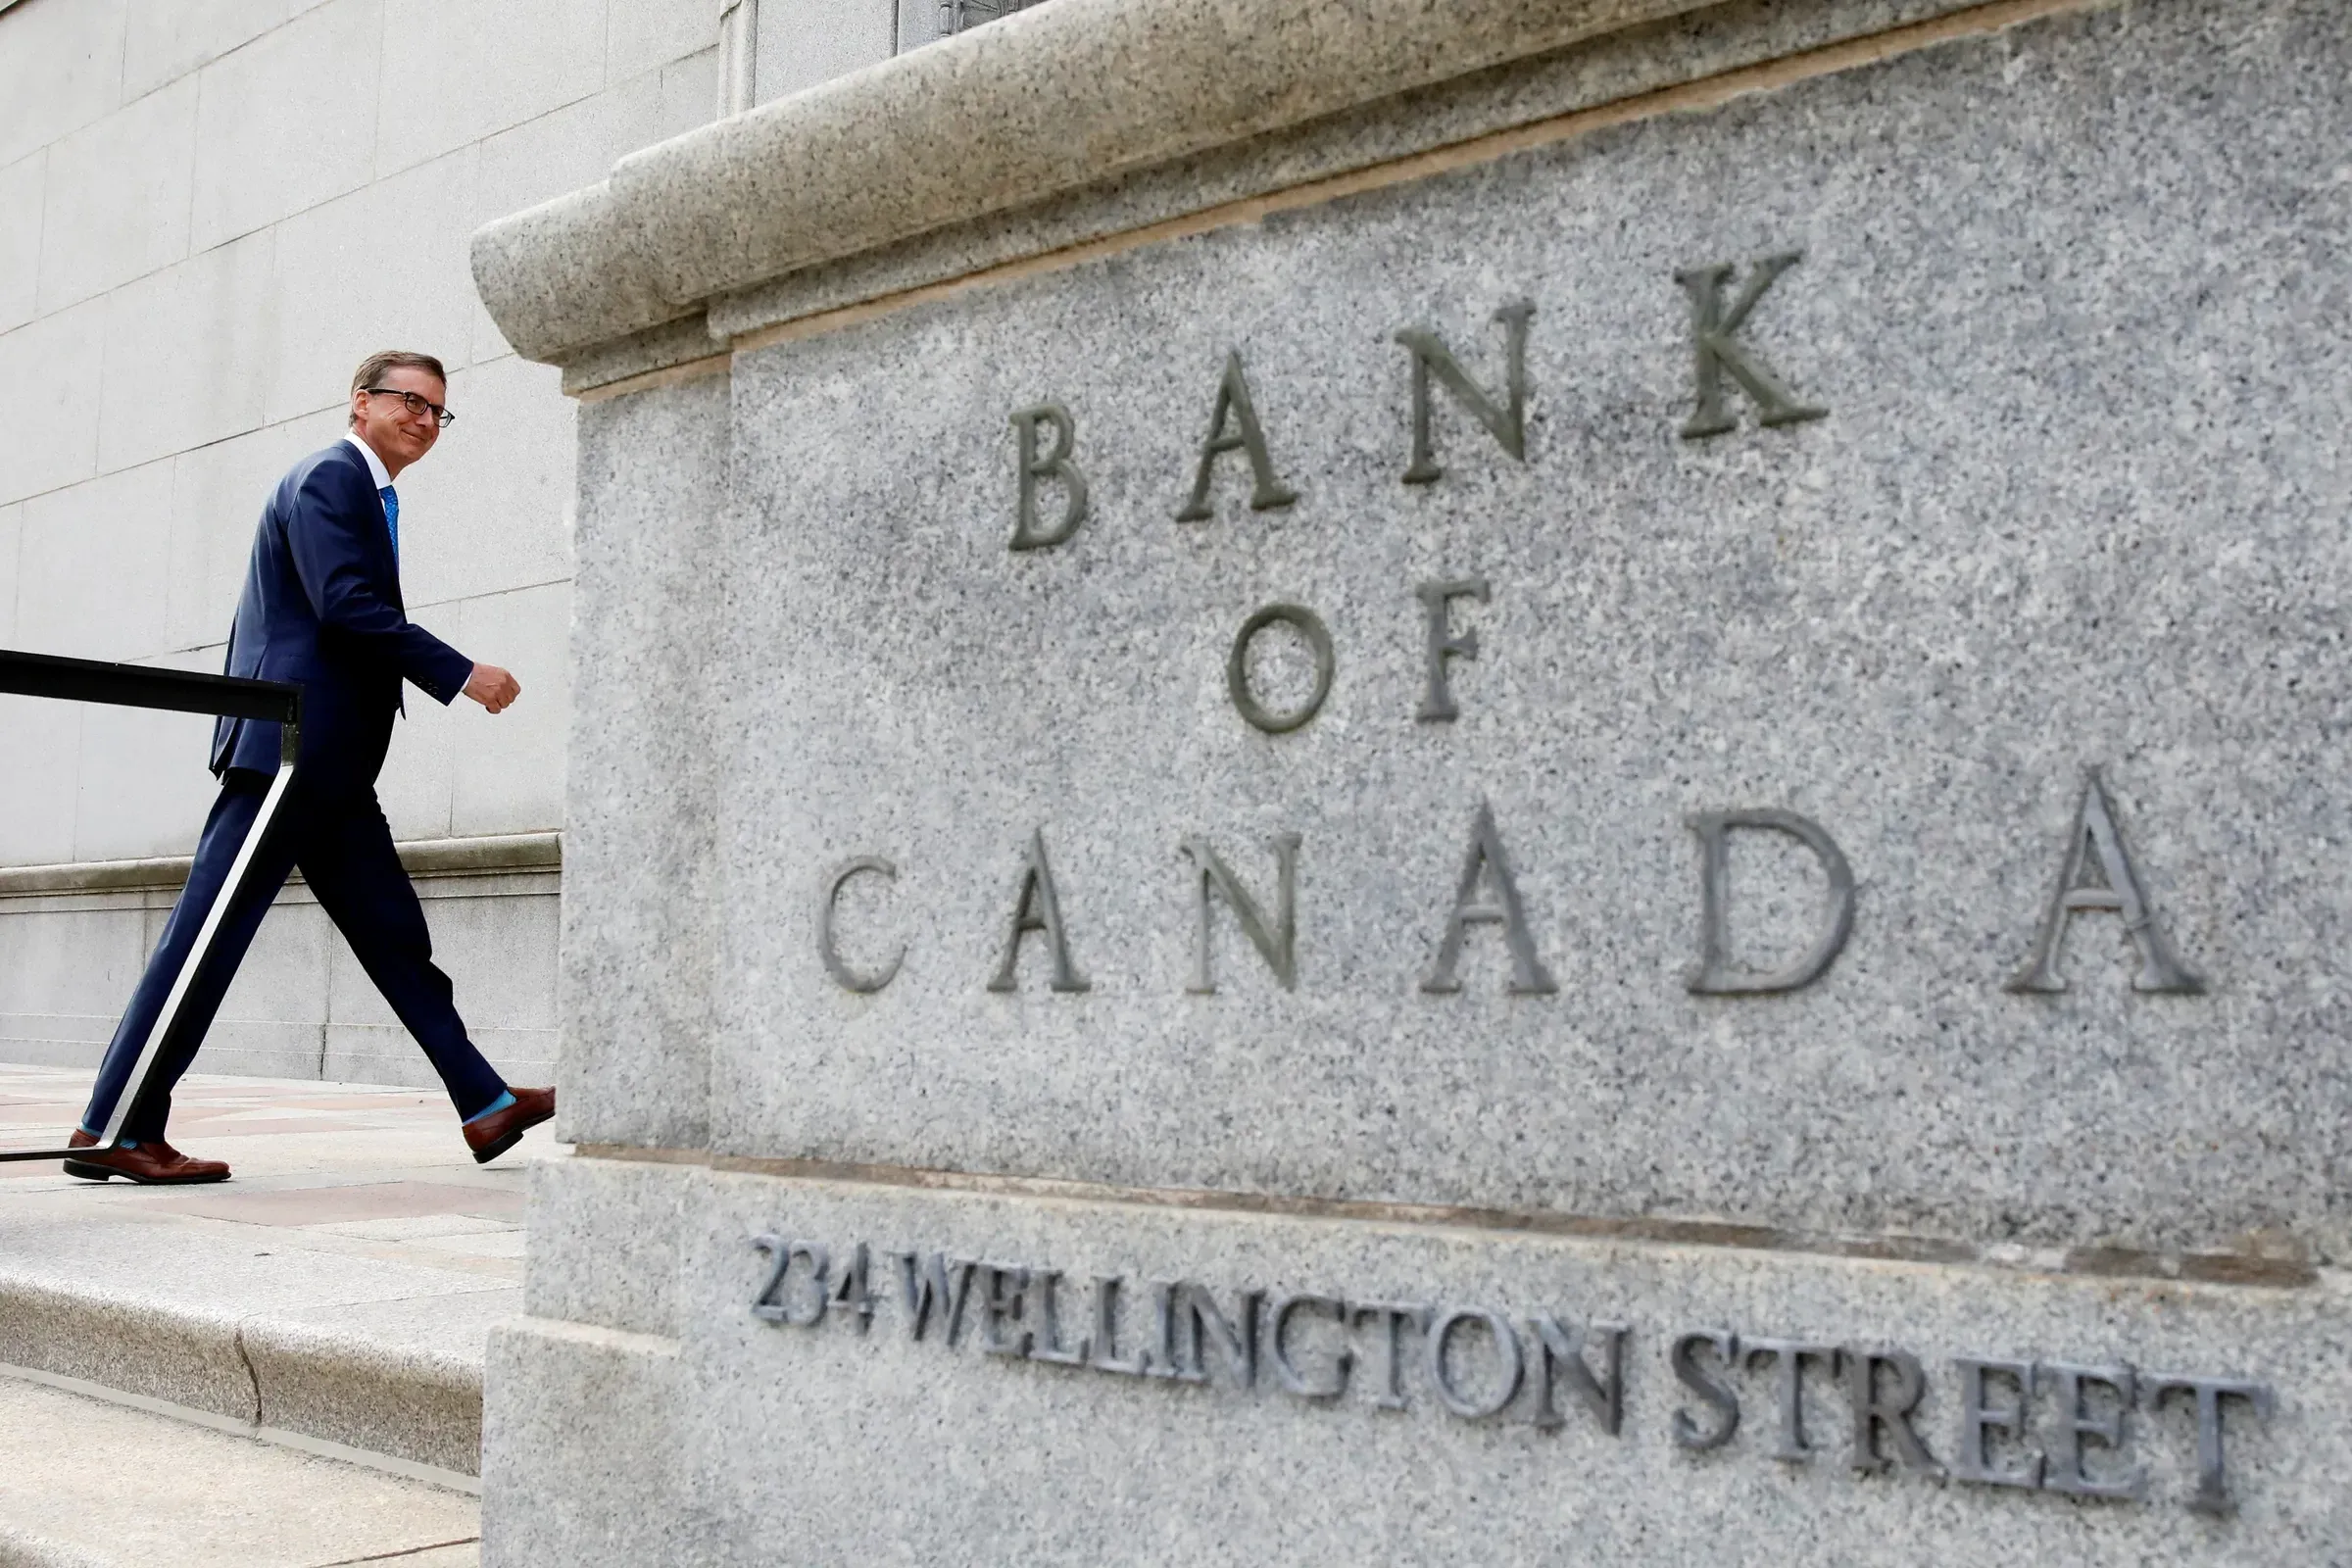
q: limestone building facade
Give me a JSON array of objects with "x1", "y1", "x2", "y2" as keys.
[{"x1": 0, "y1": 0, "x2": 919, "y2": 1090}]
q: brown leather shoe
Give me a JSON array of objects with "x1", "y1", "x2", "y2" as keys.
[
  {"x1": 464, "y1": 1086, "x2": 555, "y2": 1164},
  {"x1": 63, "y1": 1128, "x2": 230, "y2": 1185}
]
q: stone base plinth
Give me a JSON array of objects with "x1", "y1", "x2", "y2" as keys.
[{"x1": 487, "y1": 1154, "x2": 2345, "y2": 1565}]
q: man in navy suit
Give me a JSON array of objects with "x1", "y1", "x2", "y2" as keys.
[{"x1": 68, "y1": 350, "x2": 555, "y2": 1184}]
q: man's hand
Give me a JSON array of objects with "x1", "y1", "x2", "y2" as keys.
[{"x1": 464, "y1": 663, "x2": 521, "y2": 714}]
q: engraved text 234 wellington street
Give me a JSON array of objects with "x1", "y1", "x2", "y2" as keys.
[{"x1": 745, "y1": 1237, "x2": 2276, "y2": 1516}]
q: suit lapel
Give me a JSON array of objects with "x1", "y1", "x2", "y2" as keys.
[
  {"x1": 338, "y1": 446, "x2": 412, "y2": 718},
  {"x1": 341, "y1": 444, "x2": 405, "y2": 609}
]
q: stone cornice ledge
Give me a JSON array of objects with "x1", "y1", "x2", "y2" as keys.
[
  {"x1": 0, "y1": 831, "x2": 561, "y2": 898},
  {"x1": 471, "y1": 0, "x2": 1724, "y2": 366}
]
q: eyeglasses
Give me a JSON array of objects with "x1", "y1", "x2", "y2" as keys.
[{"x1": 362, "y1": 387, "x2": 458, "y2": 428}]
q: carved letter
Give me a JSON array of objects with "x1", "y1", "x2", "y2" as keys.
[
  {"x1": 1423, "y1": 800, "x2": 1557, "y2": 995},
  {"x1": 816, "y1": 857, "x2": 904, "y2": 994},
  {"x1": 1528, "y1": 1316, "x2": 1627, "y2": 1435},
  {"x1": 1838, "y1": 1348, "x2": 1942, "y2": 1475},
  {"x1": 1396, "y1": 301, "x2": 1534, "y2": 483},
  {"x1": 1176, "y1": 350, "x2": 1298, "y2": 520},
  {"x1": 1685, "y1": 808, "x2": 1855, "y2": 995},
  {"x1": 1226, "y1": 603, "x2": 1334, "y2": 735},
  {"x1": 1180, "y1": 834, "x2": 1298, "y2": 994},
  {"x1": 1268, "y1": 1295, "x2": 1351, "y2": 1400},
  {"x1": 1009, "y1": 402, "x2": 1088, "y2": 550},
  {"x1": 1671, "y1": 1330, "x2": 1741, "y2": 1450},
  {"x1": 1415, "y1": 578, "x2": 1490, "y2": 723},
  {"x1": 1675, "y1": 252, "x2": 1827, "y2": 439},
  {"x1": 1952, "y1": 1357, "x2": 2041, "y2": 1490},
  {"x1": 2040, "y1": 1362, "x2": 2146, "y2": 1500},
  {"x1": 2148, "y1": 1373, "x2": 2274, "y2": 1516},
  {"x1": 986, "y1": 829, "x2": 1091, "y2": 993},
  {"x1": 1744, "y1": 1338, "x2": 1838, "y2": 1462},
  {"x1": 2007, "y1": 771, "x2": 2203, "y2": 995}
]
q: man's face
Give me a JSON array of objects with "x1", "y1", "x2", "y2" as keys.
[{"x1": 350, "y1": 366, "x2": 447, "y2": 471}]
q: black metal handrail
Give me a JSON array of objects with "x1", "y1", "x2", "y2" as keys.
[
  {"x1": 0, "y1": 649, "x2": 301, "y2": 1162},
  {"x1": 0, "y1": 649, "x2": 298, "y2": 723}
]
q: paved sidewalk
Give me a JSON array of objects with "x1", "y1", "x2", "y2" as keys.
[
  {"x1": 0, "y1": 1064, "x2": 555, "y2": 1484},
  {"x1": 0, "y1": 1376, "x2": 481, "y2": 1568},
  {"x1": 0, "y1": 1064, "x2": 530, "y2": 1275}
]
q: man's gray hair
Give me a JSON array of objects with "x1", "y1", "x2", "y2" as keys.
[{"x1": 349, "y1": 350, "x2": 448, "y2": 426}]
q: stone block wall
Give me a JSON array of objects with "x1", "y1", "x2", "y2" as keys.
[
  {"x1": 0, "y1": 0, "x2": 906, "y2": 1085},
  {"x1": 473, "y1": 0, "x2": 2352, "y2": 1557}
]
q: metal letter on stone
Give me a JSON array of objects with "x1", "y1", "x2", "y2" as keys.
[
  {"x1": 1087, "y1": 1276, "x2": 1151, "y2": 1377},
  {"x1": 1684, "y1": 808, "x2": 1855, "y2": 995},
  {"x1": 2040, "y1": 1362, "x2": 2146, "y2": 1501},
  {"x1": 1175, "y1": 1283, "x2": 1261, "y2": 1390},
  {"x1": 974, "y1": 1262, "x2": 1032, "y2": 1357},
  {"x1": 1176, "y1": 350, "x2": 1298, "y2": 520},
  {"x1": 1025, "y1": 1269, "x2": 1092, "y2": 1366},
  {"x1": 1425, "y1": 1306, "x2": 1524, "y2": 1420},
  {"x1": 1674, "y1": 253, "x2": 1827, "y2": 439},
  {"x1": 1951, "y1": 1357, "x2": 2042, "y2": 1490},
  {"x1": 1396, "y1": 301, "x2": 1534, "y2": 483},
  {"x1": 1008, "y1": 402, "x2": 1089, "y2": 551},
  {"x1": 1422, "y1": 799, "x2": 1558, "y2": 995},
  {"x1": 748, "y1": 1237, "x2": 830, "y2": 1328},
  {"x1": 1838, "y1": 1348, "x2": 1943, "y2": 1476},
  {"x1": 827, "y1": 1242, "x2": 875, "y2": 1332},
  {"x1": 894, "y1": 1251, "x2": 975, "y2": 1345},
  {"x1": 1350, "y1": 1301, "x2": 1430, "y2": 1411},
  {"x1": 1670, "y1": 1330, "x2": 1741, "y2": 1450},
  {"x1": 1743, "y1": 1338, "x2": 1838, "y2": 1462},
  {"x1": 985, "y1": 828, "x2": 1092, "y2": 993},
  {"x1": 1268, "y1": 1295, "x2": 1351, "y2": 1401},
  {"x1": 1140, "y1": 1281, "x2": 1194, "y2": 1383},
  {"x1": 1225, "y1": 603, "x2": 1334, "y2": 734},
  {"x1": 816, "y1": 857, "x2": 904, "y2": 994},
  {"x1": 1180, "y1": 834, "x2": 1299, "y2": 993},
  {"x1": 750, "y1": 1233, "x2": 792, "y2": 1323},
  {"x1": 2007, "y1": 771, "x2": 2203, "y2": 995},
  {"x1": 2148, "y1": 1374, "x2": 2275, "y2": 1517},
  {"x1": 733, "y1": 1230, "x2": 2285, "y2": 1513},
  {"x1": 1527, "y1": 1316, "x2": 1627, "y2": 1436}
]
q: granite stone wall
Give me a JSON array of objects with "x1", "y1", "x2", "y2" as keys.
[{"x1": 479, "y1": 0, "x2": 2352, "y2": 1558}]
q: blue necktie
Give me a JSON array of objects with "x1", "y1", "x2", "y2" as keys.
[{"x1": 379, "y1": 486, "x2": 400, "y2": 562}]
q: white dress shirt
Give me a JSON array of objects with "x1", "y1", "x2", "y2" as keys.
[{"x1": 342, "y1": 431, "x2": 392, "y2": 494}]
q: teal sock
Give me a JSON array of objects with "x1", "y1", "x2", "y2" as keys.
[{"x1": 464, "y1": 1090, "x2": 516, "y2": 1126}]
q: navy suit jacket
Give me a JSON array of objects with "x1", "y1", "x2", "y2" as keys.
[{"x1": 210, "y1": 441, "x2": 473, "y2": 794}]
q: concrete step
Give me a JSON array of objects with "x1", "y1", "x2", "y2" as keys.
[
  {"x1": 0, "y1": 1067, "x2": 546, "y2": 1481},
  {"x1": 0, "y1": 1371, "x2": 479, "y2": 1568}
]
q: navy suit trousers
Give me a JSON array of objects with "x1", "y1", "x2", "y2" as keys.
[{"x1": 80, "y1": 770, "x2": 508, "y2": 1142}]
